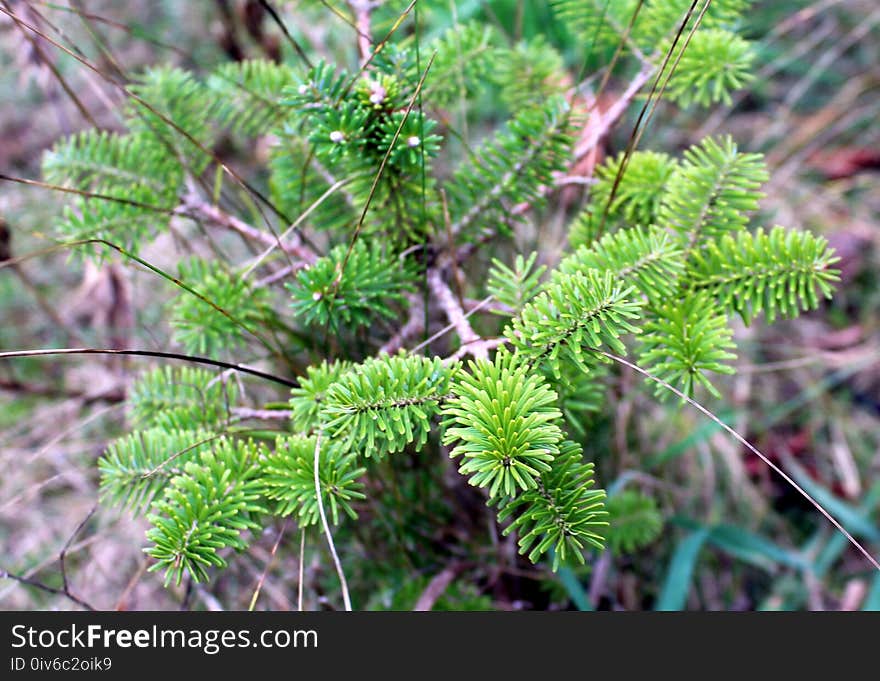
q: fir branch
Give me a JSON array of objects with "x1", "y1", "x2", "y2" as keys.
[
  {"x1": 260, "y1": 435, "x2": 366, "y2": 527},
  {"x1": 442, "y1": 348, "x2": 563, "y2": 499},
  {"x1": 555, "y1": 226, "x2": 685, "y2": 303},
  {"x1": 322, "y1": 353, "x2": 455, "y2": 457},
  {"x1": 497, "y1": 440, "x2": 607, "y2": 570},
  {"x1": 0, "y1": 505, "x2": 97, "y2": 611},
  {"x1": 448, "y1": 96, "x2": 574, "y2": 238},
  {"x1": 486, "y1": 252, "x2": 546, "y2": 316},
  {"x1": 506, "y1": 269, "x2": 642, "y2": 378},
  {"x1": 686, "y1": 225, "x2": 840, "y2": 324},
  {"x1": 638, "y1": 292, "x2": 737, "y2": 399},
  {"x1": 659, "y1": 135, "x2": 768, "y2": 248},
  {"x1": 99, "y1": 428, "x2": 216, "y2": 514},
  {"x1": 604, "y1": 490, "x2": 663, "y2": 554},
  {"x1": 289, "y1": 359, "x2": 353, "y2": 433},
  {"x1": 145, "y1": 437, "x2": 267, "y2": 585},
  {"x1": 287, "y1": 240, "x2": 413, "y2": 331}
]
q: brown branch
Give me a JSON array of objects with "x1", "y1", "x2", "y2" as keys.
[
  {"x1": 0, "y1": 377, "x2": 124, "y2": 403},
  {"x1": 510, "y1": 62, "x2": 656, "y2": 219},
  {"x1": 8, "y1": 261, "x2": 88, "y2": 345},
  {"x1": 348, "y1": 0, "x2": 376, "y2": 64},
  {"x1": 231, "y1": 407, "x2": 293, "y2": 420},
  {"x1": 379, "y1": 293, "x2": 424, "y2": 356},
  {"x1": 180, "y1": 195, "x2": 316, "y2": 266},
  {"x1": 573, "y1": 62, "x2": 655, "y2": 162},
  {"x1": 446, "y1": 337, "x2": 506, "y2": 364},
  {"x1": 413, "y1": 563, "x2": 467, "y2": 611},
  {"x1": 427, "y1": 268, "x2": 487, "y2": 361},
  {"x1": 59, "y1": 505, "x2": 97, "y2": 601}
]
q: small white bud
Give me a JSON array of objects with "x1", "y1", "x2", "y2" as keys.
[
  {"x1": 298, "y1": 83, "x2": 309, "y2": 95},
  {"x1": 406, "y1": 135, "x2": 421, "y2": 148},
  {"x1": 312, "y1": 291, "x2": 323, "y2": 301},
  {"x1": 369, "y1": 83, "x2": 386, "y2": 105},
  {"x1": 329, "y1": 130, "x2": 345, "y2": 144}
]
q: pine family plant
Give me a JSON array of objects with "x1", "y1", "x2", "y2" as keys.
[{"x1": 30, "y1": 2, "x2": 841, "y2": 608}]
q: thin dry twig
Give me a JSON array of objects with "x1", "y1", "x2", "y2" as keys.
[
  {"x1": 241, "y1": 176, "x2": 354, "y2": 278},
  {"x1": 0, "y1": 504, "x2": 98, "y2": 611},
  {"x1": 59, "y1": 504, "x2": 97, "y2": 599},
  {"x1": 297, "y1": 528, "x2": 306, "y2": 612},
  {"x1": 597, "y1": 0, "x2": 710, "y2": 238},
  {"x1": 574, "y1": 63, "x2": 655, "y2": 162},
  {"x1": 0, "y1": 3, "x2": 317, "y2": 259}
]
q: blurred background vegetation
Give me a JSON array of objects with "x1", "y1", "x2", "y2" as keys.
[{"x1": 1, "y1": 0, "x2": 879, "y2": 611}]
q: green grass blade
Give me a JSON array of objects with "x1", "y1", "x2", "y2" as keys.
[
  {"x1": 785, "y1": 459, "x2": 880, "y2": 543},
  {"x1": 656, "y1": 527, "x2": 710, "y2": 611},
  {"x1": 811, "y1": 483, "x2": 880, "y2": 577},
  {"x1": 557, "y1": 565, "x2": 594, "y2": 611},
  {"x1": 705, "y1": 524, "x2": 806, "y2": 572},
  {"x1": 646, "y1": 409, "x2": 738, "y2": 468},
  {"x1": 863, "y1": 573, "x2": 880, "y2": 611}
]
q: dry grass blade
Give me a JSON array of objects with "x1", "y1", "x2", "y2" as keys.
[
  {"x1": 597, "y1": 0, "x2": 708, "y2": 237},
  {"x1": 600, "y1": 351, "x2": 880, "y2": 573},
  {"x1": 313, "y1": 433, "x2": 352, "y2": 611},
  {"x1": 0, "y1": 348, "x2": 298, "y2": 388},
  {"x1": 248, "y1": 518, "x2": 290, "y2": 611}
]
